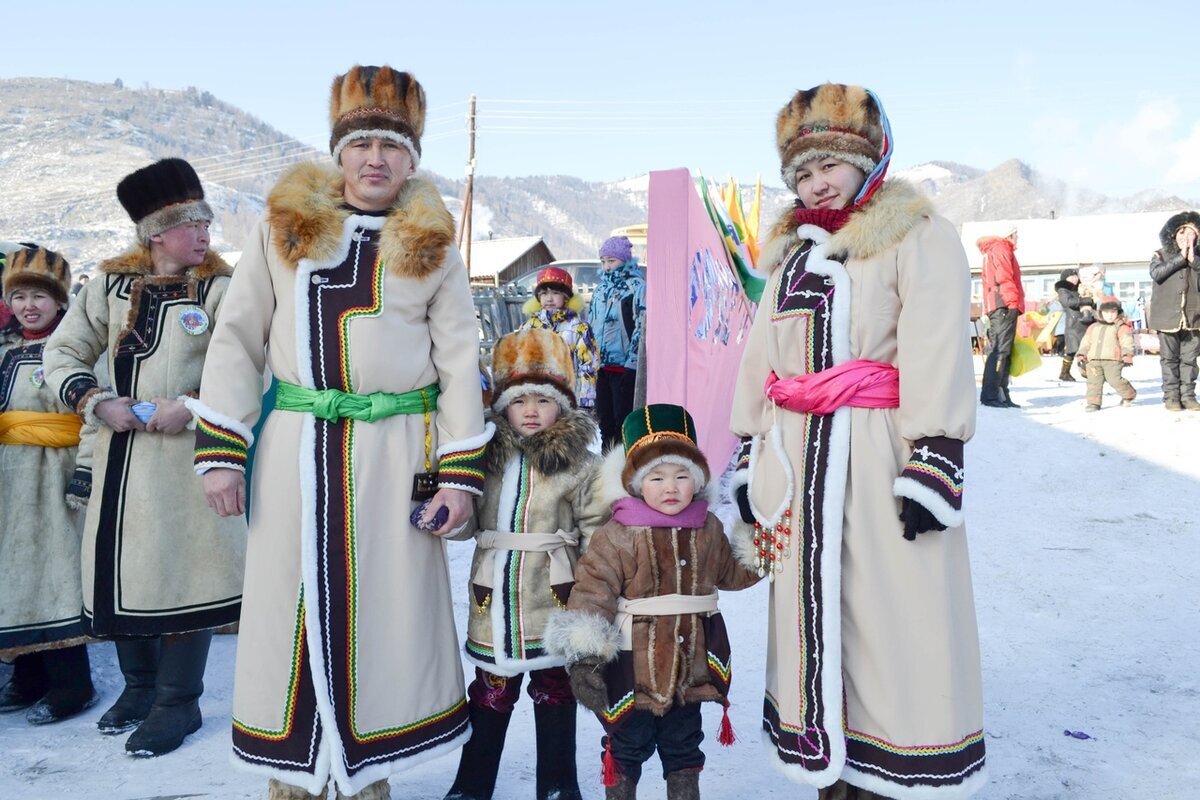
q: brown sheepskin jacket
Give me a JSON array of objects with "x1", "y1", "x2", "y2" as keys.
[{"x1": 545, "y1": 507, "x2": 759, "y2": 717}]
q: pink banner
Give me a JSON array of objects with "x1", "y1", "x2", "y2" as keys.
[{"x1": 646, "y1": 168, "x2": 755, "y2": 475}]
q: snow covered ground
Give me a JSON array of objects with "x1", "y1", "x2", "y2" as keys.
[{"x1": 3, "y1": 356, "x2": 1198, "y2": 799}]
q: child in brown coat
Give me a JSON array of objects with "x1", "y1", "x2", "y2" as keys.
[
  {"x1": 544, "y1": 404, "x2": 760, "y2": 800},
  {"x1": 1076, "y1": 296, "x2": 1136, "y2": 411}
]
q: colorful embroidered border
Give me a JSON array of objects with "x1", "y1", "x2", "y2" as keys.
[
  {"x1": 337, "y1": 251, "x2": 386, "y2": 391},
  {"x1": 901, "y1": 436, "x2": 964, "y2": 511},
  {"x1": 194, "y1": 417, "x2": 249, "y2": 470},
  {"x1": 707, "y1": 650, "x2": 731, "y2": 691},
  {"x1": 438, "y1": 442, "x2": 487, "y2": 494},
  {"x1": 232, "y1": 589, "x2": 306, "y2": 740},
  {"x1": 599, "y1": 691, "x2": 636, "y2": 726}
]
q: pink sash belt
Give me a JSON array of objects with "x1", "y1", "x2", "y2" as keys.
[{"x1": 764, "y1": 359, "x2": 899, "y2": 415}]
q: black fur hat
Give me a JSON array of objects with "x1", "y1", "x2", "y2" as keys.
[
  {"x1": 116, "y1": 158, "x2": 213, "y2": 241},
  {"x1": 1158, "y1": 210, "x2": 1200, "y2": 253}
]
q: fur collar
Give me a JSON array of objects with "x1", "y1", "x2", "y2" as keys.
[
  {"x1": 1158, "y1": 210, "x2": 1200, "y2": 256},
  {"x1": 1054, "y1": 279, "x2": 1078, "y2": 293},
  {"x1": 759, "y1": 180, "x2": 934, "y2": 272},
  {"x1": 485, "y1": 409, "x2": 599, "y2": 476},
  {"x1": 265, "y1": 162, "x2": 455, "y2": 280},
  {"x1": 97, "y1": 244, "x2": 231, "y2": 280}
]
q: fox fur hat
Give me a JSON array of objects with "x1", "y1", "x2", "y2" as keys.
[
  {"x1": 330, "y1": 65, "x2": 426, "y2": 168},
  {"x1": 491, "y1": 328, "x2": 577, "y2": 412},
  {"x1": 620, "y1": 403, "x2": 710, "y2": 495},
  {"x1": 117, "y1": 158, "x2": 213, "y2": 242},
  {"x1": 3, "y1": 245, "x2": 72, "y2": 306},
  {"x1": 776, "y1": 83, "x2": 885, "y2": 193}
]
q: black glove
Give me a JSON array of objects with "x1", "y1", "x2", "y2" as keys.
[
  {"x1": 898, "y1": 497, "x2": 947, "y2": 541},
  {"x1": 734, "y1": 483, "x2": 755, "y2": 524},
  {"x1": 568, "y1": 656, "x2": 609, "y2": 713}
]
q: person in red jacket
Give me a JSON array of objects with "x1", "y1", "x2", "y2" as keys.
[{"x1": 978, "y1": 227, "x2": 1025, "y2": 408}]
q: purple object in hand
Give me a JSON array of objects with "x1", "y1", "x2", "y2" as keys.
[{"x1": 410, "y1": 501, "x2": 449, "y2": 532}]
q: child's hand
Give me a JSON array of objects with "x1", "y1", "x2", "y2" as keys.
[{"x1": 568, "y1": 657, "x2": 610, "y2": 713}]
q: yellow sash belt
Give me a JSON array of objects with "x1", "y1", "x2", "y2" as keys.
[{"x1": 0, "y1": 410, "x2": 83, "y2": 447}]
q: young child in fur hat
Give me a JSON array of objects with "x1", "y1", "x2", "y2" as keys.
[
  {"x1": 591, "y1": 236, "x2": 646, "y2": 448},
  {"x1": 1076, "y1": 296, "x2": 1136, "y2": 411},
  {"x1": 0, "y1": 246, "x2": 96, "y2": 725},
  {"x1": 544, "y1": 404, "x2": 760, "y2": 800},
  {"x1": 521, "y1": 266, "x2": 599, "y2": 409},
  {"x1": 443, "y1": 327, "x2": 610, "y2": 800}
]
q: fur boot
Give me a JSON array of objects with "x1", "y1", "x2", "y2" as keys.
[
  {"x1": 534, "y1": 701, "x2": 583, "y2": 800},
  {"x1": 1058, "y1": 357, "x2": 1076, "y2": 381},
  {"x1": 605, "y1": 774, "x2": 637, "y2": 800},
  {"x1": 817, "y1": 780, "x2": 895, "y2": 800},
  {"x1": 268, "y1": 779, "x2": 328, "y2": 799},
  {"x1": 665, "y1": 768, "x2": 700, "y2": 800},
  {"x1": 337, "y1": 780, "x2": 390, "y2": 799}
]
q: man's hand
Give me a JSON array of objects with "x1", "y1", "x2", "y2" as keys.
[
  {"x1": 145, "y1": 397, "x2": 192, "y2": 435},
  {"x1": 203, "y1": 468, "x2": 246, "y2": 518},
  {"x1": 425, "y1": 487, "x2": 473, "y2": 537},
  {"x1": 95, "y1": 397, "x2": 146, "y2": 433}
]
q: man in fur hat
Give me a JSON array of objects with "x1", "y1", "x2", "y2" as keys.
[
  {"x1": 1148, "y1": 211, "x2": 1200, "y2": 411},
  {"x1": 977, "y1": 226, "x2": 1025, "y2": 408},
  {"x1": 43, "y1": 158, "x2": 247, "y2": 757},
  {"x1": 190, "y1": 66, "x2": 491, "y2": 800}
]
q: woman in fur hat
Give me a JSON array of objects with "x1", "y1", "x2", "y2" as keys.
[
  {"x1": 729, "y1": 84, "x2": 986, "y2": 799},
  {"x1": 189, "y1": 66, "x2": 491, "y2": 800},
  {"x1": 442, "y1": 328, "x2": 608, "y2": 800},
  {"x1": 1148, "y1": 211, "x2": 1200, "y2": 411},
  {"x1": 520, "y1": 266, "x2": 600, "y2": 409},
  {"x1": 546, "y1": 403, "x2": 760, "y2": 800},
  {"x1": 43, "y1": 158, "x2": 247, "y2": 759},
  {"x1": 0, "y1": 246, "x2": 96, "y2": 725}
]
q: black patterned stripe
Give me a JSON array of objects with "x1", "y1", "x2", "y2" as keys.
[
  {"x1": 846, "y1": 728, "x2": 986, "y2": 790},
  {"x1": 58, "y1": 372, "x2": 99, "y2": 412},
  {"x1": 899, "y1": 436, "x2": 964, "y2": 514},
  {"x1": 0, "y1": 344, "x2": 44, "y2": 410}
]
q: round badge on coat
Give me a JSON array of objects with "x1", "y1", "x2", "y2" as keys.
[
  {"x1": 179, "y1": 307, "x2": 210, "y2": 336},
  {"x1": 30, "y1": 367, "x2": 45, "y2": 387}
]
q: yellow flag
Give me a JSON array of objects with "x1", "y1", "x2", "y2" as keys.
[{"x1": 747, "y1": 174, "x2": 762, "y2": 242}]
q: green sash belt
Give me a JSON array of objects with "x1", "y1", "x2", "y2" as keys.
[{"x1": 274, "y1": 380, "x2": 440, "y2": 422}]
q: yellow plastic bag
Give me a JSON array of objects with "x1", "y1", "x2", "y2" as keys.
[{"x1": 1009, "y1": 335, "x2": 1041, "y2": 377}]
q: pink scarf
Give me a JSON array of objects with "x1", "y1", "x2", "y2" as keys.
[
  {"x1": 611, "y1": 497, "x2": 708, "y2": 529},
  {"x1": 764, "y1": 359, "x2": 899, "y2": 416}
]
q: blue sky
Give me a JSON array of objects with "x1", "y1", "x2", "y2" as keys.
[{"x1": 4, "y1": 0, "x2": 1198, "y2": 199}]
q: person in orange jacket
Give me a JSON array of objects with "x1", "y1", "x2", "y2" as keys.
[{"x1": 978, "y1": 227, "x2": 1025, "y2": 408}]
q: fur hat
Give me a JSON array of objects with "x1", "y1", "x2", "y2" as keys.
[
  {"x1": 1159, "y1": 210, "x2": 1200, "y2": 251},
  {"x1": 491, "y1": 328, "x2": 577, "y2": 412},
  {"x1": 1099, "y1": 295, "x2": 1122, "y2": 314},
  {"x1": 1059, "y1": 268, "x2": 1078, "y2": 282},
  {"x1": 3, "y1": 246, "x2": 71, "y2": 306},
  {"x1": 620, "y1": 404, "x2": 710, "y2": 495},
  {"x1": 329, "y1": 65, "x2": 426, "y2": 168},
  {"x1": 776, "y1": 83, "x2": 885, "y2": 194},
  {"x1": 117, "y1": 158, "x2": 213, "y2": 242},
  {"x1": 598, "y1": 236, "x2": 633, "y2": 263}
]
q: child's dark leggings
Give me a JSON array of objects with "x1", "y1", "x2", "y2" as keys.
[
  {"x1": 467, "y1": 666, "x2": 573, "y2": 713},
  {"x1": 603, "y1": 703, "x2": 705, "y2": 783}
]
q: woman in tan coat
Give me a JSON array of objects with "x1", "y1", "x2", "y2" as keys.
[
  {"x1": 43, "y1": 159, "x2": 247, "y2": 757},
  {"x1": 729, "y1": 84, "x2": 986, "y2": 799}
]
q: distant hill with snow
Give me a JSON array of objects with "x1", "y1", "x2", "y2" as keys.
[{"x1": 2, "y1": 77, "x2": 1194, "y2": 272}]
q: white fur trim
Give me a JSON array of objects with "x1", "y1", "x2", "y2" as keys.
[
  {"x1": 134, "y1": 199, "x2": 214, "y2": 241},
  {"x1": 491, "y1": 383, "x2": 573, "y2": 414},
  {"x1": 782, "y1": 152, "x2": 877, "y2": 194},
  {"x1": 728, "y1": 466, "x2": 750, "y2": 493},
  {"x1": 844, "y1": 760, "x2": 989, "y2": 800},
  {"x1": 746, "y1": 428, "x2": 794, "y2": 526},
  {"x1": 542, "y1": 609, "x2": 621, "y2": 664},
  {"x1": 332, "y1": 129, "x2": 421, "y2": 169},
  {"x1": 729, "y1": 518, "x2": 758, "y2": 573},
  {"x1": 892, "y1": 476, "x2": 965, "y2": 529},
  {"x1": 184, "y1": 396, "x2": 255, "y2": 446},
  {"x1": 628, "y1": 453, "x2": 707, "y2": 496},
  {"x1": 193, "y1": 460, "x2": 247, "y2": 476},
  {"x1": 81, "y1": 389, "x2": 118, "y2": 428},
  {"x1": 435, "y1": 421, "x2": 496, "y2": 459}
]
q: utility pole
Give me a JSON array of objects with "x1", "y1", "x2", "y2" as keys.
[{"x1": 457, "y1": 94, "x2": 477, "y2": 276}]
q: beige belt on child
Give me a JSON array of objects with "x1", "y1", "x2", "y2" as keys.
[
  {"x1": 614, "y1": 593, "x2": 719, "y2": 650},
  {"x1": 472, "y1": 529, "x2": 580, "y2": 590}
]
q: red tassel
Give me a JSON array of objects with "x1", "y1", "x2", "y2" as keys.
[
  {"x1": 717, "y1": 703, "x2": 736, "y2": 747},
  {"x1": 602, "y1": 737, "x2": 619, "y2": 787}
]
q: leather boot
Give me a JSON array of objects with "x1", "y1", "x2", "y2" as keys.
[
  {"x1": 337, "y1": 780, "x2": 390, "y2": 799},
  {"x1": 442, "y1": 703, "x2": 512, "y2": 800},
  {"x1": 534, "y1": 702, "x2": 583, "y2": 800},
  {"x1": 99, "y1": 637, "x2": 161, "y2": 734},
  {"x1": 665, "y1": 768, "x2": 700, "y2": 800},
  {"x1": 26, "y1": 644, "x2": 98, "y2": 724},
  {"x1": 0, "y1": 652, "x2": 49, "y2": 712},
  {"x1": 125, "y1": 631, "x2": 211, "y2": 757},
  {"x1": 1058, "y1": 357, "x2": 1076, "y2": 381},
  {"x1": 269, "y1": 778, "x2": 329, "y2": 799},
  {"x1": 605, "y1": 774, "x2": 636, "y2": 800}
]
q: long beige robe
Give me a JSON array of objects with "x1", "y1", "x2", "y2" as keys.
[
  {"x1": 730, "y1": 181, "x2": 986, "y2": 799},
  {"x1": 188, "y1": 163, "x2": 490, "y2": 796}
]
